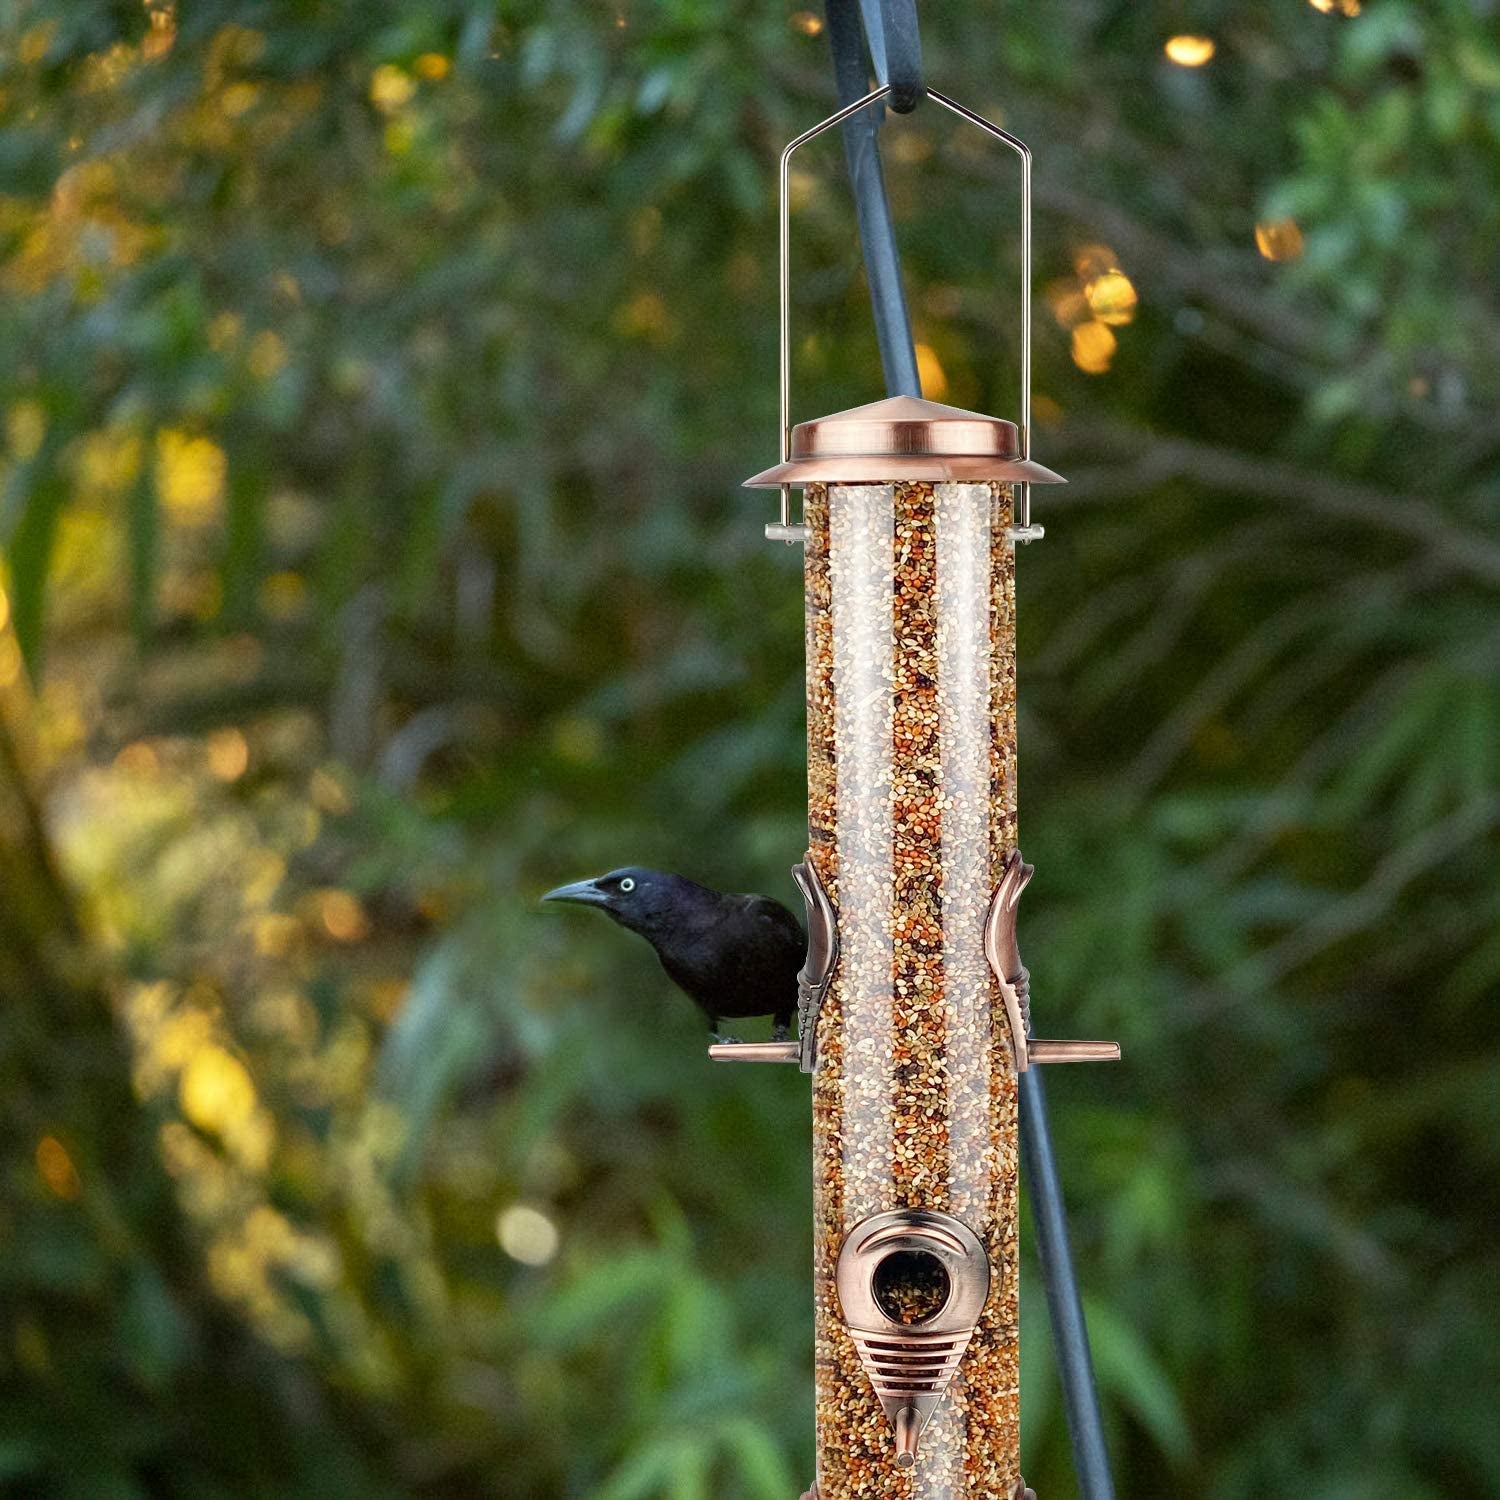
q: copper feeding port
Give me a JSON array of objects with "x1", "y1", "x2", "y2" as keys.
[{"x1": 834, "y1": 1210, "x2": 992, "y2": 1470}]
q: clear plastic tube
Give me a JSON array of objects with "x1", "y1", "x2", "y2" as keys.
[{"x1": 806, "y1": 479, "x2": 1022, "y2": 1498}]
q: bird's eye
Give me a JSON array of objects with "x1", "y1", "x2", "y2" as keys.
[{"x1": 619, "y1": 877, "x2": 636, "y2": 893}]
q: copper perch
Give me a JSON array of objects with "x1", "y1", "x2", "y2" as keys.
[
  {"x1": 790, "y1": 855, "x2": 838, "y2": 1072},
  {"x1": 708, "y1": 1040, "x2": 800, "y2": 1063},
  {"x1": 984, "y1": 850, "x2": 1121, "y2": 1073}
]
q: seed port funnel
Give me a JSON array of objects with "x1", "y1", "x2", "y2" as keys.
[{"x1": 836, "y1": 1211, "x2": 992, "y2": 1469}]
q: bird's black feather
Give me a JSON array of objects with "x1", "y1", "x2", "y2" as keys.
[{"x1": 542, "y1": 867, "x2": 805, "y2": 1038}]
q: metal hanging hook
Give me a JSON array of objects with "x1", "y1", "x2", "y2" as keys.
[
  {"x1": 770, "y1": 82, "x2": 892, "y2": 541},
  {"x1": 770, "y1": 86, "x2": 1042, "y2": 544},
  {"x1": 927, "y1": 89, "x2": 1041, "y2": 543},
  {"x1": 856, "y1": 0, "x2": 924, "y2": 113}
]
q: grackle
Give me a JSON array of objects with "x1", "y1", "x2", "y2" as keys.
[{"x1": 542, "y1": 867, "x2": 804, "y2": 1043}]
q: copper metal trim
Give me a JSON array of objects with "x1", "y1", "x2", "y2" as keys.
[
  {"x1": 984, "y1": 849, "x2": 1036, "y2": 1072},
  {"x1": 744, "y1": 396, "x2": 1067, "y2": 489},
  {"x1": 834, "y1": 1209, "x2": 992, "y2": 1470},
  {"x1": 984, "y1": 850, "x2": 1120, "y2": 1072},
  {"x1": 748, "y1": 454, "x2": 1062, "y2": 486},
  {"x1": 1030, "y1": 1039, "x2": 1121, "y2": 1064},
  {"x1": 791, "y1": 853, "x2": 838, "y2": 1073}
]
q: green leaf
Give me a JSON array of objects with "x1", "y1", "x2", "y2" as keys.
[
  {"x1": 593, "y1": 1437, "x2": 684, "y2": 1500},
  {"x1": 1082, "y1": 1297, "x2": 1194, "y2": 1466},
  {"x1": 720, "y1": 1417, "x2": 796, "y2": 1500},
  {"x1": 2, "y1": 459, "x2": 66, "y2": 671}
]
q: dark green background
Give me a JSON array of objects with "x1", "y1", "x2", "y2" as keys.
[{"x1": 1, "y1": 1, "x2": 1497, "y2": 1496}]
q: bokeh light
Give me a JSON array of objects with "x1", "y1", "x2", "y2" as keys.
[
  {"x1": 319, "y1": 889, "x2": 369, "y2": 943},
  {"x1": 914, "y1": 343, "x2": 950, "y2": 401},
  {"x1": 1071, "y1": 321, "x2": 1117, "y2": 375},
  {"x1": 179, "y1": 1045, "x2": 258, "y2": 1137},
  {"x1": 155, "y1": 431, "x2": 227, "y2": 527},
  {"x1": 35, "y1": 1136, "x2": 81, "y2": 1199},
  {"x1": 1255, "y1": 218, "x2": 1306, "y2": 261},
  {"x1": 497, "y1": 1204, "x2": 561, "y2": 1266},
  {"x1": 207, "y1": 728, "x2": 250, "y2": 782},
  {"x1": 1165, "y1": 35, "x2": 1216, "y2": 67},
  {"x1": 1054, "y1": 244, "x2": 1136, "y2": 372},
  {"x1": 1085, "y1": 270, "x2": 1138, "y2": 326},
  {"x1": 369, "y1": 64, "x2": 415, "y2": 112}
]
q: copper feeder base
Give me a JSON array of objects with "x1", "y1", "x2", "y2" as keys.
[{"x1": 799, "y1": 1480, "x2": 1035, "y2": 1498}]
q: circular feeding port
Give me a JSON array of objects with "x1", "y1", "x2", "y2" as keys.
[{"x1": 872, "y1": 1249, "x2": 951, "y2": 1326}]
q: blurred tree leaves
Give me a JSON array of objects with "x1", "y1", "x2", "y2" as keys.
[{"x1": 1, "y1": 0, "x2": 1498, "y2": 1497}]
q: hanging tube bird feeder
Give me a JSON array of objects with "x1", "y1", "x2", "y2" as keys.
[{"x1": 718, "y1": 85, "x2": 1120, "y2": 1499}]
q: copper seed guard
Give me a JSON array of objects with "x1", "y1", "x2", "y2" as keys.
[
  {"x1": 834, "y1": 1210, "x2": 992, "y2": 1470},
  {"x1": 725, "y1": 85, "x2": 1118, "y2": 1497}
]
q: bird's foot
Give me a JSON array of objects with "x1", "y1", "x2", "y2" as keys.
[
  {"x1": 772, "y1": 1023, "x2": 790, "y2": 1042},
  {"x1": 713, "y1": 1033, "x2": 743, "y2": 1046}
]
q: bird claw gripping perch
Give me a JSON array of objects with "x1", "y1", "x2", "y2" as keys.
[
  {"x1": 705, "y1": 854, "x2": 837, "y2": 1068},
  {"x1": 984, "y1": 850, "x2": 1122, "y2": 1071},
  {"x1": 791, "y1": 854, "x2": 838, "y2": 1073}
]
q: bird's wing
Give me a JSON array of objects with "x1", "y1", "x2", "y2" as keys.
[{"x1": 740, "y1": 893, "x2": 807, "y2": 947}]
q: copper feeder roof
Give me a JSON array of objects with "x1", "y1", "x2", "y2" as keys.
[{"x1": 743, "y1": 395, "x2": 1066, "y2": 488}]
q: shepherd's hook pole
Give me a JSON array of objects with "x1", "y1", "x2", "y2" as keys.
[{"x1": 819, "y1": 5, "x2": 1116, "y2": 1494}]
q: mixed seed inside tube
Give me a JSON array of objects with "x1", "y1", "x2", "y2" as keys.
[
  {"x1": 806, "y1": 480, "x2": 1023, "y2": 1498},
  {"x1": 872, "y1": 1250, "x2": 953, "y2": 1326}
]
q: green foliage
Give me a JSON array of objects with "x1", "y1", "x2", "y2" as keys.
[{"x1": 1, "y1": 0, "x2": 1497, "y2": 1497}]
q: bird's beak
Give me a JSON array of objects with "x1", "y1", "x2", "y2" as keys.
[{"x1": 541, "y1": 877, "x2": 610, "y2": 909}]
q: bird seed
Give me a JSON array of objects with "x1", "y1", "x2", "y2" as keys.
[{"x1": 805, "y1": 480, "x2": 1021, "y2": 1498}]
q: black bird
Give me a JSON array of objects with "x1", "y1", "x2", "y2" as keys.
[{"x1": 541, "y1": 867, "x2": 805, "y2": 1042}]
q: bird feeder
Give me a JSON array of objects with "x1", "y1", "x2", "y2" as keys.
[{"x1": 718, "y1": 85, "x2": 1119, "y2": 1500}]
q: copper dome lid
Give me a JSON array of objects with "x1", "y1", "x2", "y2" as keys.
[{"x1": 743, "y1": 395, "x2": 1065, "y2": 488}]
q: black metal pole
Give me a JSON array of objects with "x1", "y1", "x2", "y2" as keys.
[
  {"x1": 825, "y1": 0, "x2": 921, "y2": 399},
  {"x1": 820, "y1": 8, "x2": 1116, "y2": 1494},
  {"x1": 1021, "y1": 1068, "x2": 1116, "y2": 1498}
]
